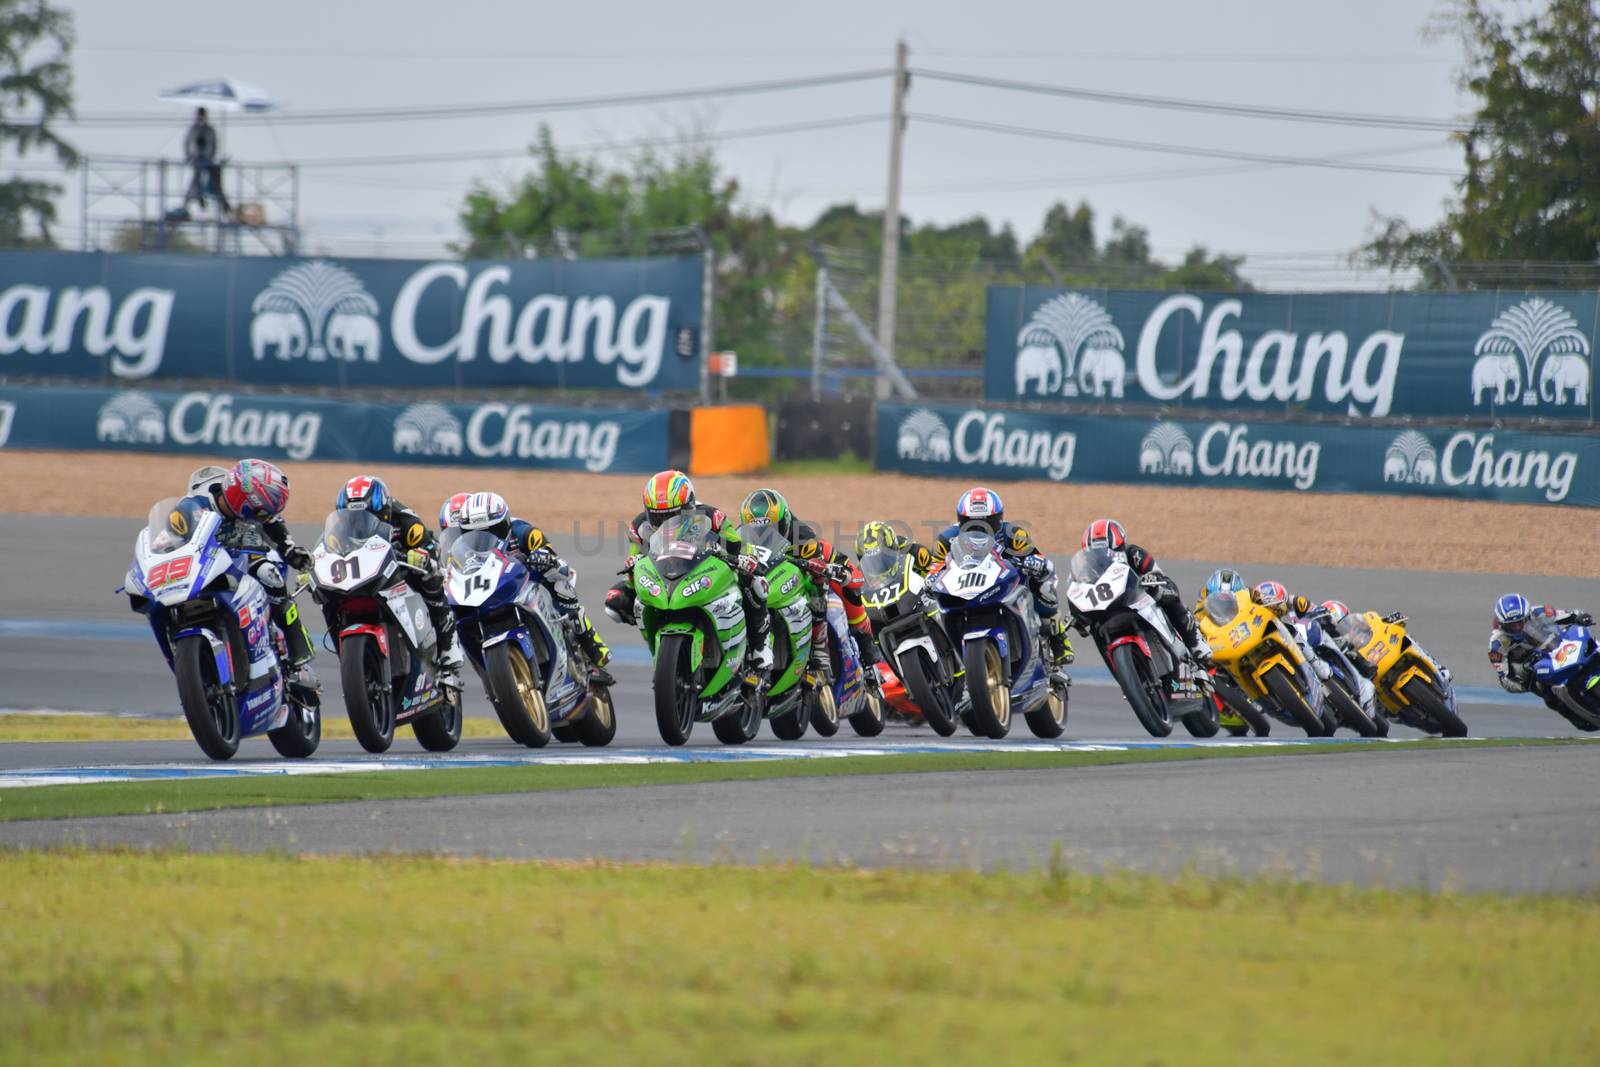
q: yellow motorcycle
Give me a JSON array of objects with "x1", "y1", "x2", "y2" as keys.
[
  {"x1": 1330, "y1": 611, "x2": 1468, "y2": 737},
  {"x1": 1198, "y1": 588, "x2": 1333, "y2": 737}
]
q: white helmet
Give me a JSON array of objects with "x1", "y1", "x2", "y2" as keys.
[
  {"x1": 459, "y1": 491, "x2": 510, "y2": 532},
  {"x1": 187, "y1": 465, "x2": 229, "y2": 497}
]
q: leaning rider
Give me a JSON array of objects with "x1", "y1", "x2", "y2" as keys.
[
  {"x1": 738, "y1": 488, "x2": 880, "y2": 683},
  {"x1": 854, "y1": 520, "x2": 935, "y2": 578},
  {"x1": 932, "y1": 488, "x2": 1073, "y2": 667},
  {"x1": 604, "y1": 471, "x2": 773, "y2": 684},
  {"x1": 1488, "y1": 593, "x2": 1592, "y2": 710},
  {"x1": 457, "y1": 491, "x2": 614, "y2": 686},
  {"x1": 1081, "y1": 518, "x2": 1207, "y2": 666},
  {"x1": 182, "y1": 459, "x2": 319, "y2": 691},
  {"x1": 334, "y1": 475, "x2": 463, "y2": 688}
]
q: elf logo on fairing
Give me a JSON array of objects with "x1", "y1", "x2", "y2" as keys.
[
  {"x1": 1383, "y1": 431, "x2": 1437, "y2": 485},
  {"x1": 1138, "y1": 423, "x2": 1194, "y2": 476},
  {"x1": 896, "y1": 408, "x2": 952, "y2": 462},
  {"x1": 1141, "y1": 420, "x2": 1319, "y2": 490},
  {"x1": 1469, "y1": 298, "x2": 1592, "y2": 409},
  {"x1": 464, "y1": 404, "x2": 619, "y2": 471},
  {"x1": 1437, "y1": 432, "x2": 1577, "y2": 503},
  {"x1": 953, "y1": 410, "x2": 1076, "y2": 481},
  {"x1": 392, "y1": 403, "x2": 463, "y2": 457}
]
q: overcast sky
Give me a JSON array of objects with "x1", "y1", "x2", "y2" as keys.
[{"x1": 42, "y1": 0, "x2": 1478, "y2": 286}]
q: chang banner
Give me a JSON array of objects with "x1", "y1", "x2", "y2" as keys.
[
  {"x1": 0, "y1": 251, "x2": 703, "y2": 391},
  {"x1": 0, "y1": 384, "x2": 670, "y2": 472},
  {"x1": 878, "y1": 402, "x2": 1600, "y2": 507},
  {"x1": 987, "y1": 286, "x2": 1598, "y2": 422}
]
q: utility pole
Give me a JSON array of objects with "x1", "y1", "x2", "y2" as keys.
[{"x1": 875, "y1": 39, "x2": 909, "y2": 399}]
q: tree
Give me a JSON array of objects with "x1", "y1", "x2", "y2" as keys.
[
  {"x1": 1364, "y1": 0, "x2": 1600, "y2": 286},
  {"x1": 0, "y1": 0, "x2": 76, "y2": 248}
]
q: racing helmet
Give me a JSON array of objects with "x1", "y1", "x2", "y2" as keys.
[
  {"x1": 739, "y1": 488, "x2": 794, "y2": 541},
  {"x1": 186, "y1": 464, "x2": 229, "y2": 498},
  {"x1": 1494, "y1": 592, "x2": 1532, "y2": 637},
  {"x1": 1203, "y1": 568, "x2": 1245, "y2": 597},
  {"x1": 438, "y1": 491, "x2": 472, "y2": 530},
  {"x1": 1254, "y1": 580, "x2": 1289, "y2": 617},
  {"x1": 459, "y1": 491, "x2": 511, "y2": 540},
  {"x1": 957, "y1": 488, "x2": 1005, "y2": 535},
  {"x1": 1317, "y1": 600, "x2": 1352, "y2": 632},
  {"x1": 218, "y1": 459, "x2": 290, "y2": 521},
  {"x1": 854, "y1": 520, "x2": 901, "y2": 560},
  {"x1": 643, "y1": 470, "x2": 695, "y2": 526},
  {"x1": 336, "y1": 475, "x2": 389, "y2": 516},
  {"x1": 1082, "y1": 518, "x2": 1126, "y2": 552}
]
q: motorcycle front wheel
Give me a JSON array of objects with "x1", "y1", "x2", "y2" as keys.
[
  {"x1": 1262, "y1": 667, "x2": 1326, "y2": 737},
  {"x1": 653, "y1": 633, "x2": 699, "y2": 746},
  {"x1": 1400, "y1": 678, "x2": 1468, "y2": 738},
  {"x1": 963, "y1": 639, "x2": 1012, "y2": 739},
  {"x1": 1324, "y1": 676, "x2": 1380, "y2": 737},
  {"x1": 900, "y1": 649, "x2": 957, "y2": 737},
  {"x1": 577, "y1": 687, "x2": 618, "y2": 747},
  {"x1": 487, "y1": 641, "x2": 552, "y2": 748},
  {"x1": 1110, "y1": 643, "x2": 1172, "y2": 738},
  {"x1": 340, "y1": 633, "x2": 395, "y2": 754},
  {"x1": 412, "y1": 686, "x2": 463, "y2": 752},
  {"x1": 849, "y1": 689, "x2": 886, "y2": 737},
  {"x1": 175, "y1": 634, "x2": 240, "y2": 760}
]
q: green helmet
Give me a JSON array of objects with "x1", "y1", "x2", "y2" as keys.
[{"x1": 739, "y1": 487, "x2": 793, "y2": 540}]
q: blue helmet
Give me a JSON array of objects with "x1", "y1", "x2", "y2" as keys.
[
  {"x1": 1203, "y1": 568, "x2": 1245, "y2": 597},
  {"x1": 1495, "y1": 593, "x2": 1531, "y2": 636},
  {"x1": 337, "y1": 475, "x2": 389, "y2": 515},
  {"x1": 956, "y1": 487, "x2": 1004, "y2": 533}
]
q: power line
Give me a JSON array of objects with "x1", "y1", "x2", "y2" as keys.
[
  {"x1": 912, "y1": 68, "x2": 1469, "y2": 133},
  {"x1": 64, "y1": 68, "x2": 892, "y2": 128},
  {"x1": 911, "y1": 113, "x2": 1461, "y2": 177},
  {"x1": 915, "y1": 49, "x2": 1454, "y2": 65}
]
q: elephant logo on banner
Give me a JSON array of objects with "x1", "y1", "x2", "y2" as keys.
[
  {"x1": 1471, "y1": 297, "x2": 1591, "y2": 408},
  {"x1": 250, "y1": 260, "x2": 381, "y2": 363},
  {"x1": 96, "y1": 391, "x2": 166, "y2": 444},
  {"x1": 392, "y1": 402, "x2": 463, "y2": 457},
  {"x1": 1138, "y1": 422, "x2": 1194, "y2": 476},
  {"x1": 1014, "y1": 293, "x2": 1126, "y2": 399},
  {"x1": 896, "y1": 408, "x2": 951, "y2": 463},
  {"x1": 1383, "y1": 430, "x2": 1438, "y2": 485}
]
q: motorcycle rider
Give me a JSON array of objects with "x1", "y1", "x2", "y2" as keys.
[
  {"x1": 458, "y1": 491, "x2": 614, "y2": 686},
  {"x1": 932, "y1": 488, "x2": 1073, "y2": 667},
  {"x1": 737, "y1": 488, "x2": 880, "y2": 684},
  {"x1": 1081, "y1": 518, "x2": 1207, "y2": 665},
  {"x1": 183, "y1": 459, "x2": 318, "y2": 690},
  {"x1": 332, "y1": 475, "x2": 463, "y2": 688},
  {"x1": 854, "y1": 520, "x2": 934, "y2": 578},
  {"x1": 604, "y1": 470, "x2": 774, "y2": 683},
  {"x1": 1488, "y1": 593, "x2": 1593, "y2": 709}
]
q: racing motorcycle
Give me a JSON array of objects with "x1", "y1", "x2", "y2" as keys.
[
  {"x1": 123, "y1": 496, "x2": 321, "y2": 761},
  {"x1": 1510, "y1": 615, "x2": 1600, "y2": 732},
  {"x1": 859, "y1": 540, "x2": 961, "y2": 734},
  {"x1": 1064, "y1": 546, "x2": 1217, "y2": 738},
  {"x1": 1301, "y1": 617, "x2": 1385, "y2": 737},
  {"x1": 738, "y1": 523, "x2": 883, "y2": 741},
  {"x1": 1331, "y1": 611, "x2": 1467, "y2": 737},
  {"x1": 630, "y1": 512, "x2": 761, "y2": 746},
  {"x1": 310, "y1": 510, "x2": 463, "y2": 754},
  {"x1": 929, "y1": 523, "x2": 1068, "y2": 740},
  {"x1": 442, "y1": 527, "x2": 616, "y2": 748},
  {"x1": 1199, "y1": 587, "x2": 1334, "y2": 737}
]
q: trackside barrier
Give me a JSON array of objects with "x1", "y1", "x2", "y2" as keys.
[
  {"x1": 877, "y1": 402, "x2": 1600, "y2": 507},
  {"x1": 0, "y1": 384, "x2": 671, "y2": 472},
  {"x1": 988, "y1": 285, "x2": 1600, "y2": 423},
  {"x1": 687, "y1": 404, "x2": 769, "y2": 476}
]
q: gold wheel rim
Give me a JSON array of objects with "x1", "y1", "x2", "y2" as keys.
[
  {"x1": 511, "y1": 655, "x2": 548, "y2": 733},
  {"x1": 820, "y1": 686, "x2": 838, "y2": 725},
  {"x1": 594, "y1": 691, "x2": 614, "y2": 728},
  {"x1": 986, "y1": 645, "x2": 1010, "y2": 727}
]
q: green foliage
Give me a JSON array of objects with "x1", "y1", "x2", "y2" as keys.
[
  {"x1": 0, "y1": 0, "x2": 77, "y2": 248},
  {"x1": 1365, "y1": 0, "x2": 1600, "y2": 287}
]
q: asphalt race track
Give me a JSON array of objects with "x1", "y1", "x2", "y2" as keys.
[{"x1": 3, "y1": 513, "x2": 1599, "y2": 890}]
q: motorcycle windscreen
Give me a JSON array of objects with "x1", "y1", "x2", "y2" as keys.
[
  {"x1": 447, "y1": 528, "x2": 501, "y2": 572},
  {"x1": 321, "y1": 509, "x2": 393, "y2": 555},
  {"x1": 1203, "y1": 590, "x2": 1241, "y2": 626},
  {"x1": 1068, "y1": 546, "x2": 1116, "y2": 585},
  {"x1": 1521, "y1": 614, "x2": 1559, "y2": 650},
  {"x1": 737, "y1": 522, "x2": 791, "y2": 569},
  {"x1": 146, "y1": 496, "x2": 207, "y2": 554},
  {"x1": 649, "y1": 512, "x2": 715, "y2": 581},
  {"x1": 1334, "y1": 612, "x2": 1375, "y2": 649},
  {"x1": 859, "y1": 547, "x2": 906, "y2": 601},
  {"x1": 951, "y1": 522, "x2": 998, "y2": 563}
]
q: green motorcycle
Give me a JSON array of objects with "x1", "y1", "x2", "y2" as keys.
[
  {"x1": 633, "y1": 512, "x2": 763, "y2": 745},
  {"x1": 737, "y1": 522, "x2": 825, "y2": 740}
]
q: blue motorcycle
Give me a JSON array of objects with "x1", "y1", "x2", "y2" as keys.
[
  {"x1": 929, "y1": 523, "x2": 1068, "y2": 739},
  {"x1": 805, "y1": 594, "x2": 887, "y2": 739},
  {"x1": 442, "y1": 528, "x2": 615, "y2": 748},
  {"x1": 1525, "y1": 614, "x2": 1600, "y2": 732},
  {"x1": 123, "y1": 495, "x2": 321, "y2": 761},
  {"x1": 1301, "y1": 619, "x2": 1386, "y2": 737}
]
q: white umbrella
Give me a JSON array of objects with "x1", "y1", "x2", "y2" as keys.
[{"x1": 158, "y1": 78, "x2": 279, "y2": 114}]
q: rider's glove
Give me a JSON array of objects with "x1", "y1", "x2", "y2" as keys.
[
  {"x1": 826, "y1": 562, "x2": 852, "y2": 585},
  {"x1": 527, "y1": 548, "x2": 558, "y2": 571},
  {"x1": 285, "y1": 545, "x2": 312, "y2": 571},
  {"x1": 735, "y1": 553, "x2": 761, "y2": 577},
  {"x1": 405, "y1": 548, "x2": 429, "y2": 571},
  {"x1": 1017, "y1": 554, "x2": 1048, "y2": 577},
  {"x1": 1498, "y1": 671, "x2": 1528, "y2": 694},
  {"x1": 1568, "y1": 612, "x2": 1595, "y2": 628},
  {"x1": 802, "y1": 557, "x2": 830, "y2": 579},
  {"x1": 618, "y1": 554, "x2": 639, "y2": 575},
  {"x1": 603, "y1": 586, "x2": 635, "y2": 626}
]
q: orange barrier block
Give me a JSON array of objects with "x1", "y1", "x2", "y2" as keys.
[{"x1": 689, "y1": 405, "x2": 769, "y2": 476}]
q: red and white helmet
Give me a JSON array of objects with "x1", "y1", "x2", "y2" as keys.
[
  {"x1": 438, "y1": 491, "x2": 472, "y2": 530},
  {"x1": 1318, "y1": 600, "x2": 1351, "y2": 630},
  {"x1": 1254, "y1": 580, "x2": 1289, "y2": 616},
  {"x1": 218, "y1": 459, "x2": 290, "y2": 521},
  {"x1": 1082, "y1": 518, "x2": 1126, "y2": 552},
  {"x1": 459, "y1": 491, "x2": 509, "y2": 532}
]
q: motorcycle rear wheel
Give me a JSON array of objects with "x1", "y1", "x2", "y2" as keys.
[
  {"x1": 1324, "y1": 676, "x2": 1380, "y2": 737},
  {"x1": 487, "y1": 642, "x2": 552, "y2": 748},
  {"x1": 712, "y1": 692, "x2": 762, "y2": 745},
  {"x1": 175, "y1": 634, "x2": 240, "y2": 761},
  {"x1": 412, "y1": 686, "x2": 463, "y2": 752},
  {"x1": 1110, "y1": 643, "x2": 1172, "y2": 738},
  {"x1": 1400, "y1": 678, "x2": 1468, "y2": 738},
  {"x1": 900, "y1": 650, "x2": 957, "y2": 737},
  {"x1": 1212, "y1": 674, "x2": 1270, "y2": 736},
  {"x1": 340, "y1": 633, "x2": 395, "y2": 754},
  {"x1": 1024, "y1": 679, "x2": 1067, "y2": 739},
  {"x1": 1262, "y1": 667, "x2": 1326, "y2": 737},
  {"x1": 772, "y1": 692, "x2": 812, "y2": 740},
  {"x1": 268, "y1": 693, "x2": 320, "y2": 758},
  {"x1": 963, "y1": 639, "x2": 1012, "y2": 739},
  {"x1": 1180, "y1": 698, "x2": 1220, "y2": 738},
  {"x1": 849, "y1": 690, "x2": 886, "y2": 737}
]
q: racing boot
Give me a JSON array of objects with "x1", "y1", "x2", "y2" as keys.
[
  {"x1": 429, "y1": 604, "x2": 465, "y2": 690},
  {"x1": 742, "y1": 604, "x2": 775, "y2": 689},
  {"x1": 1042, "y1": 615, "x2": 1075, "y2": 667},
  {"x1": 281, "y1": 602, "x2": 321, "y2": 693},
  {"x1": 575, "y1": 611, "x2": 615, "y2": 687},
  {"x1": 805, "y1": 615, "x2": 829, "y2": 689}
]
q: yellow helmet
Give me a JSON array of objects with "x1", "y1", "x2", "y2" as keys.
[{"x1": 854, "y1": 520, "x2": 901, "y2": 559}]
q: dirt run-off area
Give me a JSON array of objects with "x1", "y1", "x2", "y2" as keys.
[{"x1": 2, "y1": 449, "x2": 1594, "y2": 577}]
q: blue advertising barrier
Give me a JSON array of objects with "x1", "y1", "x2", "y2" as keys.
[
  {"x1": 0, "y1": 384, "x2": 670, "y2": 472},
  {"x1": 0, "y1": 251, "x2": 703, "y2": 391},
  {"x1": 987, "y1": 286, "x2": 1599, "y2": 422},
  {"x1": 879, "y1": 402, "x2": 1600, "y2": 507}
]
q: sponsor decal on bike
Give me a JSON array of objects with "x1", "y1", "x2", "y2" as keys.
[
  {"x1": 1139, "y1": 421, "x2": 1319, "y2": 490},
  {"x1": 94, "y1": 390, "x2": 322, "y2": 459},
  {"x1": 392, "y1": 402, "x2": 464, "y2": 457},
  {"x1": 462, "y1": 404, "x2": 620, "y2": 470},
  {"x1": 636, "y1": 572, "x2": 662, "y2": 597},
  {"x1": 390, "y1": 263, "x2": 672, "y2": 387},
  {"x1": 1469, "y1": 297, "x2": 1592, "y2": 409},
  {"x1": 250, "y1": 260, "x2": 382, "y2": 363},
  {"x1": 0, "y1": 281, "x2": 173, "y2": 378}
]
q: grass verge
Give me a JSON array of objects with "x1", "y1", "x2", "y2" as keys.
[
  {"x1": 1, "y1": 848, "x2": 1595, "y2": 1065},
  {"x1": 0, "y1": 737, "x2": 1584, "y2": 824},
  {"x1": 0, "y1": 711, "x2": 507, "y2": 743}
]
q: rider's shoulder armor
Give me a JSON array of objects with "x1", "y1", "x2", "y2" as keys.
[
  {"x1": 508, "y1": 518, "x2": 547, "y2": 555},
  {"x1": 1000, "y1": 521, "x2": 1037, "y2": 557},
  {"x1": 1124, "y1": 543, "x2": 1156, "y2": 576}
]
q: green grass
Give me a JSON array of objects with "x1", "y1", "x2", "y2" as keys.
[
  {"x1": 0, "y1": 711, "x2": 509, "y2": 743},
  {"x1": 1, "y1": 848, "x2": 1595, "y2": 1065},
  {"x1": 0, "y1": 738, "x2": 1583, "y2": 824}
]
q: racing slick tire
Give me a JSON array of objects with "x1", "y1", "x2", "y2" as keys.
[{"x1": 176, "y1": 634, "x2": 241, "y2": 761}]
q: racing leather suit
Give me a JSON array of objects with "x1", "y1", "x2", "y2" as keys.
[
  {"x1": 348, "y1": 496, "x2": 461, "y2": 674},
  {"x1": 1119, "y1": 542, "x2": 1206, "y2": 660},
  {"x1": 933, "y1": 520, "x2": 1072, "y2": 665},
  {"x1": 1489, "y1": 604, "x2": 1591, "y2": 708},
  {"x1": 792, "y1": 521, "x2": 878, "y2": 674},
  {"x1": 501, "y1": 517, "x2": 612, "y2": 682},
  {"x1": 606, "y1": 503, "x2": 772, "y2": 676}
]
